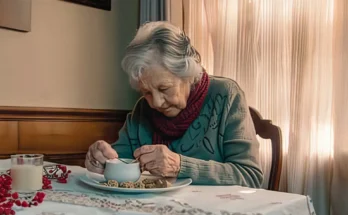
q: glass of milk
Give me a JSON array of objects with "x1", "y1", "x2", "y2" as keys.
[{"x1": 11, "y1": 154, "x2": 44, "y2": 192}]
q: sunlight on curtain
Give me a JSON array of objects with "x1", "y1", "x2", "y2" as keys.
[
  {"x1": 331, "y1": 0, "x2": 348, "y2": 214},
  {"x1": 182, "y1": 0, "x2": 347, "y2": 214},
  {"x1": 182, "y1": 0, "x2": 214, "y2": 75}
]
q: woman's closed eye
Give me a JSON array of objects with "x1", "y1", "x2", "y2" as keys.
[{"x1": 159, "y1": 87, "x2": 170, "y2": 93}]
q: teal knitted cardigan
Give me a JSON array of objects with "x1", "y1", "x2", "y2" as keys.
[{"x1": 112, "y1": 76, "x2": 264, "y2": 188}]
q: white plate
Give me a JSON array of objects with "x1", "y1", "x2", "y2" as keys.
[{"x1": 79, "y1": 172, "x2": 192, "y2": 194}]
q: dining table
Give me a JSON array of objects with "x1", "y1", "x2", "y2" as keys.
[{"x1": 0, "y1": 159, "x2": 316, "y2": 215}]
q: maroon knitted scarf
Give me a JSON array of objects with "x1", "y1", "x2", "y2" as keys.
[{"x1": 150, "y1": 72, "x2": 210, "y2": 146}]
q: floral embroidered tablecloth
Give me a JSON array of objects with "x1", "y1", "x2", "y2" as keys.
[{"x1": 0, "y1": 160, "x2": 316, "y2": 215}]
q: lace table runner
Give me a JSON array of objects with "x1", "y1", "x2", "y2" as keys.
[{"x1": 43, "y1": 190, "x2": 236, "y2": 215}]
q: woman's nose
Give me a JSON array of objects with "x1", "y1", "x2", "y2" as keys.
[{"x1": 152, "y1": 93, "x2": 164, "y2": 108}]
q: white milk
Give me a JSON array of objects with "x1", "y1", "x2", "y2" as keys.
[{"x1": 11, "y1": 164, "x2": 43, "y2": 192}]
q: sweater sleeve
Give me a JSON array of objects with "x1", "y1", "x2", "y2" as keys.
[
  {"x1": 110, "y1": 113, "x2": 134, "y2": 159},
  {"x1": 178, "y1": 87, "x2": 264, "y2": 188},
  {"x1": 110, "y1": 98, "x2": 145, "y2": 159}
]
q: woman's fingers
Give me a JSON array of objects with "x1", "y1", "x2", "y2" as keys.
[
  {"x1": 86, "y1": 140, "x2": 119, "y2": 175},
  {"x1": 133, "y1": 145, "x2": 156, "y2": 158},
  {"x1": 91, "y1": 140, "x2": 118, "y2": 164},
  {"x1": 85, "y1": 151, "x2": 104, "y2": 174},
  {"x1": 144, "y1": 160, "x2": 157, "y2": 170},
  {"x1": 103, "y1": 149, "x2": 118, "y2": 160},
  {"x1": 92, "y1": 150, "x2": 108, "y2": 165},
  {"x1": 138, "y1": 152, "x2": 155, "y2": 167},
  {"x1": 133, "y1": 145, "x2": 180, "y2": 178},
  {"x1": 85, "y1": 160, "x2": 104, "y2": 174},
  {"x1": 149, "y1": 168, "x2": 165, "y2": 177},
  {"x1": 97, "y1": 141, "x2": 118, "y2": 159}
]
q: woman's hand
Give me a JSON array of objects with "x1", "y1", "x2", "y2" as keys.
[
  {"x1": 85, "y1": 140, "x2": 118, "y2": 174},
  {"x1": 133, "y1": 145, "x2": 181, "y2": 177}
]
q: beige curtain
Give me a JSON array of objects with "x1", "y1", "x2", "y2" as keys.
[
  {"x1": 167, "y1": 0, "x2": 348, "y2": 215},
  {"x1": 331, "y1": 1, "x2": 348, "y2": 214},
  {"x1": 165, "y1": 0, "x2": 183, "y2": 29}
]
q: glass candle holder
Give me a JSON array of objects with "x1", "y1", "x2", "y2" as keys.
[{"x1": 11, "y1": 154, "x2": 44, "y2": 192}]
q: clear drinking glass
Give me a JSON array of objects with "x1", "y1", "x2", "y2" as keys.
[{"x1": 11, "y1": 154, "x2": 44, "y2": 192}]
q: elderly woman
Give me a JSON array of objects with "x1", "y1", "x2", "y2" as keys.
[{"x1": 85, "y1": 21, "x2": 263, "y2": 188}]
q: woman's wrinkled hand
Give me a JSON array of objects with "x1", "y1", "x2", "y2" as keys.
[
  {"x1": 133, "y1": 145, "x2": 181, "y2": 177},
  {"x1": 85, "y1": 140, "x2": 118, "y2": 174}
]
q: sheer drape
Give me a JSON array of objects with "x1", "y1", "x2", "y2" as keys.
[
  {"x1": 179, "y1": 0, "x2": 348, "y2": 215},
  {"x1": 139, "y1": 0, "x2": 167, "y2": 25},
  {"x1": 139, "y1": 0, "x2": 183, "y2": 28},
  {"x1": 331, "y1": 1, "x2": 348, "y2": 214}
]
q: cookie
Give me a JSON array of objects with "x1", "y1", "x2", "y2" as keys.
[
  {"x1": 107, "y1": 180, "x2": 119, "y2": 187},
  {"x1": 155, "y1": 178, "x2": 171, "y2": 188},
  {"x1": 141, "y1": 178, "x2": 172, "y2": 188},
  {"x1": 120, "y1": 181, "x2": 135, "y2": 188},
  {"x1": 142, "y1": 178, "x2": 157, "y2": 184},
  {"x1": 134, "y1": 181, "x2": 145, "y2": 189}
]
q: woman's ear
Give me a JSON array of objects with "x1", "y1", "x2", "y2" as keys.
[
  {"x1": 187, "y1": 76, "x2": 195, "y2": 85},
  {"x1": 185, "y1": 77, "x2": 196, "y2": 91}
]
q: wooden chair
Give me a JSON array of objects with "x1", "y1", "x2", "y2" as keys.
[{"x1": 249, "y1": 107, "x2": 283, "y2": 191}]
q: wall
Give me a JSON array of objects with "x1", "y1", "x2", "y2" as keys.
[{"x1": 0, "y1": 0, "x2": 139, "y2": 110}]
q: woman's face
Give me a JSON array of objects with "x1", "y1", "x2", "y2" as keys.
[{"x1": 139, "y1": 65, "x2": 193, "y2": 117}]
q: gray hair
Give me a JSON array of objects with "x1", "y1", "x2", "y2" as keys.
[{"x1": 121, "y1": 21, "x2": 202, "y2": 90}]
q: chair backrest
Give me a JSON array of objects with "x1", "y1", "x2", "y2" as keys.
[{"x1": 249, "y1": 107, "x2": 283, "y2": 191}]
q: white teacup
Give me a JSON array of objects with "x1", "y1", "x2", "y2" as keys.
[{"x1": 103, "y1": 158, "x2": 141, "y2": 183}]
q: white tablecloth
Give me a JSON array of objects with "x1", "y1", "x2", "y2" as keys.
[{"x1": 0, "y1": 159, "x2": 316, "y2": 215}]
